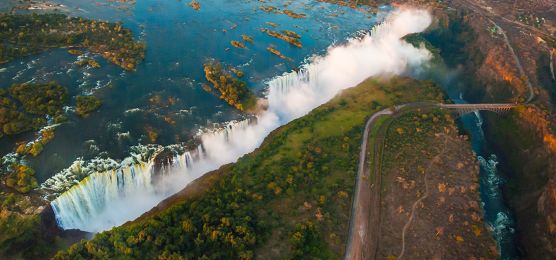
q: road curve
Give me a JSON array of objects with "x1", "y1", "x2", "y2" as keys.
[
  {"x1": 344, "y1": 107, "x2": 394, "y2": 260},
  {"x1": 489, "y1": 21, "x2": 535, "y2": 103}
]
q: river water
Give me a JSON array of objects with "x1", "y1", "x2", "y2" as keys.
[{"x1": 0, "y1": 0, "x2": 385, "y2": 181}]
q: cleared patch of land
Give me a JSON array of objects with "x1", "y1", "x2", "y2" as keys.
[{"x1": 375, "y1": 110, "x2": 497, "y2": 259}]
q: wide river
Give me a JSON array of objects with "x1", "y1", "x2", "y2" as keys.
[{"x1": 0, "y1": 0, "x2": 386, "y2": 181}]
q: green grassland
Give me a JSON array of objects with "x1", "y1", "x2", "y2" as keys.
[{"x1": 53, "y1": 77, "x2": 444, "y2": 259}]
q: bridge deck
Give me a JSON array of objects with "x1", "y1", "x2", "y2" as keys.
[{"x1": 438, "y1": 104, "x2": 517, "y2": 109}]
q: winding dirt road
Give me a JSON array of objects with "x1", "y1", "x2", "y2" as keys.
[{"x1": 397, "y1": 136, "x2": 448, "y2": 259}]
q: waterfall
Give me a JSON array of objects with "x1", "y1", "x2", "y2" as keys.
[
  {"x1": 51, "y1": 161, "x2": 156, "y2": 231},
  {"x1": 48, "y1": 9, "x2": 434, "y2": 232},
  {"x1": 49, "y1": 120, "x2": 250, "y2": 232}
]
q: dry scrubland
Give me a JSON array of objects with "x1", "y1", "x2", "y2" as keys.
[{"x1": 376, "y1": 110, "x2": 497, "y2": 259}]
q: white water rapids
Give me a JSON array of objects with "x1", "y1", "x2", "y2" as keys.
[{"x1": 50, "y1": 8, "x2": 433, "y2": 232}]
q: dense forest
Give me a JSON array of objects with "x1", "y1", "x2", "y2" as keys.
[
  {"x1": 54, "y1": 77, "x2": 444, "y2": 259},
  {"x1": 0, "y1": 13, "x2": 145, "y2": 70}
]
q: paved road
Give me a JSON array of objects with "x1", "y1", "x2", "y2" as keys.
[
  {"x1": 344, "y1": 107, "x2": 394, "y2": 260},
  {"x1": 488, "y1": 21, "x2": 535, "y2": 103},
  {"x1": 344, "y1": 103, "x2": 516, "y2": 260}
]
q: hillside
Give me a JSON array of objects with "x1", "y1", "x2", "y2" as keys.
[{"x1": 53, "y1": 77, "x2": 446, "y2": 259}]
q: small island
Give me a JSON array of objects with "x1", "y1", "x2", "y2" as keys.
[
  {"x1": 75, "y1": 96, "x2": 103, "y2": 118},
  {"x1": 1, "y1": 82, "x2": 68, "y2": 200},
  {"x1": 241, "y1": 35, "x2": 254, "y2": 44},
  {"x1": 203, "y1": 61, "x2": 257, "y2": 112},
  {"x1": 189, "y1": 0, "x2": 200, "y2": 10},
  {"x1": 0, "y1": 13, "x2": 145, "y2": 71},
  {"x1": 283, "y1": 9, "x2": 306, "y2": 19},
  {"x1": 267, "y1": 46, "x2": 292, "y2": 61},
  {"x1": 16, "y1": 128, "x2": 56, "y2": 157},
  {"x1": 260, "y1": 28, "x2": 302, "y2": 48},
  {"x1": 67, "y1": 49, "x2": 83, "y2": 55},
  {"x1": 230, "y1": 40, "x2": 246, "y2": 49},
  {"x1": 75, "y1": 58, "x2": 101, "y2": 68},
  {"x1": 259, "y1": 6, "x2": 306, "y2": 19},
  {"x1": 1, "y1": 82, "x2": 68, "y2": 137}
]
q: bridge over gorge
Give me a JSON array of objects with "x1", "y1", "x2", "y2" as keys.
[
  {"x1": 345, "y1": 102, "x2": 518, "y2": 260},
  {"x1": 438, "y1": 103, "x2": 517, "y2": 114}
]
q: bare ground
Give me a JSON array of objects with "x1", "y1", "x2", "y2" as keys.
[{"x1": 375, "y1": 111, "x2": 497, "y2": 259}]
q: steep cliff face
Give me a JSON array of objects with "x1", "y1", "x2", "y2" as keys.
[
  {"x1": 484, "y1": 106, "x2": 556, "y2": 258},
  {"x1": 422, "y1": 2, "x2": 556, "y2": 257}
]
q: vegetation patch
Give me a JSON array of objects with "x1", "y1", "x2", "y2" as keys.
[
  {"x1": 203, "y1": 61, "x2": 257, "y2": 112},
  {"x1": 0, "y1": 13, "x2": 145, "y2": 70},
  {"x1": 260, "y1": 28, "x2": 302, "y2": 48},
  {"x1": 230, "y1": 40, "x2": 246, "y2": 49},
  {"x1": 4, "y1": 164, "x2": 38, "y2": 194},
  {"x1": 0, "y1": 206, "x2": 41, "y2": 255},
  {"x1": 0, "y1": 191, "x2": 57, "y2": 259},
  {"x1": 267, "y1": 46, "x2": 292, "y2": 61},
  {"x1": 75, "y1": 96, "x2": 102, "y2": 118},
  {"x1": 75, "y1": 58, "x2": 101, "y2": 68},
  {"x1": 376, "y1": 110, "x2": 496, "y2": 259},
  {"x1": 0, "y1": 82, "x2": 67, "y2": 137}
]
